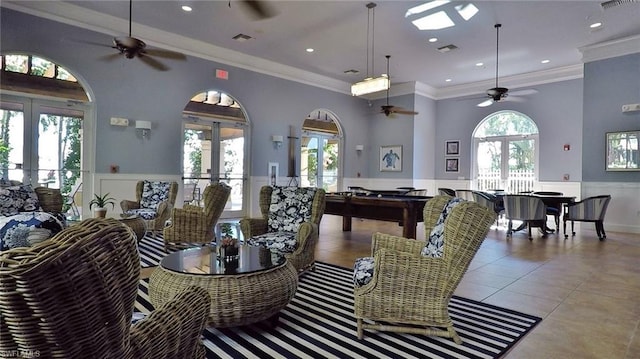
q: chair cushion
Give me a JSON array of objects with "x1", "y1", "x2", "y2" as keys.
[
  {"x1": 421, "y1": 197, "x2": 465, "y2": 258},
  {"x1": 0, "y1": 212, "x2": 65, "y2": 251},
  {"x1": 124, "y1": 208, "x2": 158, "y2": 221},
  {"x1": 267, "y1": 187, "x2": 317, "y2": 232},
  {"x1": 0, "y1": 184, "x2": 40, "y2": 217},
  {"x1": 353, "y1": 256, "x2": 374, "y2": 287},
  {"x1": 139, "y1": 180, "x2": 171, "y2": 211},
  {"x1": 247, "y1": 231, "x2": 297, "y2": 253}
]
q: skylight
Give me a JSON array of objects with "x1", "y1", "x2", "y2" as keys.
[
  {"x1": 412, "y1": 11, "x2": 455, "y2": 30},
  {"x1": 407, "y1": 1, "x2": 478, "y2": 31},
  {"x1": 405, "y1": 1, "x2": 450, "y2": 17},
  {"x1": 455, "y1": 3, "x2": 478, "y2": 21}
]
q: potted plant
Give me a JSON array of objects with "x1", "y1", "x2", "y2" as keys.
[{"x1": 89, "y1": 192, "x2": 116, "y2": 218}]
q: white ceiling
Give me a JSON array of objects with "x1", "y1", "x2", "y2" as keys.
[{"x1": 5, "y1": 1, "x2": 640, "y2": 98}]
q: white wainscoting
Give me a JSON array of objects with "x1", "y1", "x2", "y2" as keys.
[
  {"x1": 91, "y1": 173, "x2": 183, "y2": 219},
  {"x1": 581, "y1": 181, "x2": 640, "y2": 234}
]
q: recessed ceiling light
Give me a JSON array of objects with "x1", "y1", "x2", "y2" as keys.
[
  {"x1": 412, "y1": 11, "x2": 455, "y2": 30},
  {"x1": 181, "y1": 5, "x2": 192, "y2": 12},
  {"x1": 306, "y1": 48, "x2": 314, "y2": 53},
  {"x1": 590, "y1": 22, "x2": 602, "y2": 29},
  {"x1": 541, "y1": 59, "x2": 550, "y2": 64},
  {"x1": 475, "y1": 62, "x2": 483, "y2": 67},
  {"x1": 445, "y1": 78, "x2": 452, "y2": 82},
  {"x1": 428, "y1": 37, "x2": 438, "y2": 43}
]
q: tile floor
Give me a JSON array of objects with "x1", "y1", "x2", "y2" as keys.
[{"x1": 315, "y1": 215, "x2": 640, "y2": 359}]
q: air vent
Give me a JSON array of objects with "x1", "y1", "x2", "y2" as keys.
[
  {"x1": 437, "y1": 44, "x2": 458, "y2": 53},
  {"x1": 601, "y1": 0, "x2": 637, "y2": 9},
  {"x1": 343, "y1": 69, "x2": 359, "y2": 74},
  {"x1": 232, "y1": 34, "x2": 253, "y2": 42}
]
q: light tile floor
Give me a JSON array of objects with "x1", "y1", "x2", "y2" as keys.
[{"x1": 315, "y1": 215, "x2": 640, "y2": 359}]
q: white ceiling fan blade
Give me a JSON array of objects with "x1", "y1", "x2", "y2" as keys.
[
  {"x1": 509, "y1": 89, "x2": 538, "y2": 96},
  {"x1": 504, "y1": 96, "x2": 526, "y2": 102},
  {"x1": 477, "y1": 99, "x2": 494, "y2": 107}
]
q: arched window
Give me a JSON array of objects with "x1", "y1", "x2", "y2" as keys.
[
  {"x1": 300, "y1": 109, "x2": 342, "y2": 192},
  {"x1": 472, "y1": 110, "x2": 539, "y2": 192},
  {"x1": 1, "y1": 54, "x2": 88, "y2": 219}
]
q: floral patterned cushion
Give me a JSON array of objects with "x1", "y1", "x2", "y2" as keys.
[
  {"x1": 247, "y1": 231, "x2": 298, "y2": 253},
  {"x1": 421, "y1": 197, "x2": 465, "y2": 258},
  {"x1": 124, "y1": 208, "x2": 158, "y2": 220},
  {"x1": 0, "y1": 184, "x2": 40, "y2": 217},
  {"x1": 267, "y1": 187, "x2": 317, "y2": 233},
  {"x1": 0, "y1": 212, "x2": 65, "y2": 251},
  {"x1": 139, "y1": 181, "x2": 171, "y2": 211},
  {"x1": 353, "y1": 256, "x2": 375, "y2": 287}
]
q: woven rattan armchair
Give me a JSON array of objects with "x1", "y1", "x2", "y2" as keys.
[
  {"x1": 163, "y1": 182, "x2": 231, "y2": 251},
  {"x1": 0, "y1": 218, "x2": 211, "y2": 359},
  {"x1": 240, "y1": 186, "x2": 326, "y2": 273},
  {"x1": 121, "y1": 180, "x2": 178, "y2": 238},
  {"x1": 353, "y1": 195, "x2": 495, "y2": 344}
]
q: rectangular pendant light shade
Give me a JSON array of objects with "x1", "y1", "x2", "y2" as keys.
[{"x1": 350, "y1": 76, "x2": 390, "y2": 96}]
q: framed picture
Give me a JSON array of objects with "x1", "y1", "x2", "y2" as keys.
[
  {"x1": 268, "y1": 162, "x2": 279, "y2": 186},
  {"x1": 445, "y1": 158, "x2": 459, "y2": 172},
  {"x1": 606, "y1": 130, "x2": 639, "y2": 171},
  {"x1": 445, "y1": 140, "x2": 460, "y2": 155},
  {"x1": 380, "y1": 145, "x2": 402, "y2": 172}
]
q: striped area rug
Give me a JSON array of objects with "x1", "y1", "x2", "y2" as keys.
[
  {"x1": 135, "y1": 262, "x2": 541, "y2": 359},
  {"x1": 137, "y1": 234, "x2": 169, "y2": 267}
]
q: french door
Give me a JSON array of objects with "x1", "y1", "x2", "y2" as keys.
[
  {"x1": 300, "y1": 132, "x2": 339, "y2": 192},
  {"x1": 1, "y1": 96, "x2": 84, "y2": 218},
  {"x1": 474, "y1": 135, "x2": 537, "y2": 193},
  {"x1": 182, "y1": 119, "x2": 247, "y2": 218}
]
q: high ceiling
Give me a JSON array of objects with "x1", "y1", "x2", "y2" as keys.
[{"x1": 4, "y1": 1, "x2": 640, "y2": 98}]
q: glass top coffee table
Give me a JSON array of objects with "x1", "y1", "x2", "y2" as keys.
[{"x1": 149, "y1": 245, "x2": 298, "y2": 328}]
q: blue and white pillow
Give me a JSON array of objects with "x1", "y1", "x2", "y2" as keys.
[
  {"x1": 267, "y1": 187, "x2": 317, "y2": 233},
  {"x1": 0, "y1": 212, "x2": 65, "y2": 251},
  {"x1": 139, "y1": 181, "x2": 171, "y2": 210},
  {"x1": 421, "y1": 197, "x2": 465, "y2": 258},
  {"x1": 0, "y1": 184, "x2": 40, "y2": 217}
]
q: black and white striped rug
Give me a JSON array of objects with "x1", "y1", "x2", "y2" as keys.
[
  {"x1": 135, "y1": 262, "x2": 541, "y2": 359},
  {"x1": 137, "y1": 234, "x2": 169, "y2": 267}
]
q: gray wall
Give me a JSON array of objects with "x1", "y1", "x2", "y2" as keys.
[
  {"x1": 435, "y1": 79, "x2": 584, "y2": 181},
  {"x1": 583, "y1": 53, "x2": 640, "y2": 182},
  {"x1": 1, "y1": 9, "x2": 396, "y2": 182}
]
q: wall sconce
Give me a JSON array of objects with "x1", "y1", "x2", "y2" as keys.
[
  {"x1": 355, "y1": 144, "x2": 364, "y2": 154},
  {"x1": 136, "y1": 120, "x2": 152, "y2": 139},
  {"x1": 272, "y1": 135, "x2": 284, "y2": 149}
]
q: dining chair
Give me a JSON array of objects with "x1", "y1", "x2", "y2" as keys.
[
  {"x1": 454, "y1": 189, "x2": 475, "y2": 201},
  {"x1": 533, "y1": 191, "x2": 564, "y2": 231},
  {"x1": 563, "y1": 195, "x2": 611, "y2": 240},
  {"x1": 472, "y1": 190, "x2": 505, "y2": 228},
  {"x1": 437, "y1": 188, "x2": 456, "y2": 196},
  {"x1": 503, "y1": 194, "x2": 547, "y2": 240}
]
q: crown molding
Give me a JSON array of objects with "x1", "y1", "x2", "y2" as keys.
[
  {"x1": 579, "y1": 34, "x2": 640, "y2": 63},
  {"x1": 2, "y1": 1, "x2": 352, "y2": 94},
  {"x1": 435, "y1": 64, "x2": 584, "y2": 100}
]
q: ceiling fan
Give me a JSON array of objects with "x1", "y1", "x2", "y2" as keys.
[
  {"x1": 477, "y1": 24, "x2": 537, "y2": 107},
  {"x1": 94, "y1": 0, "x2": 186, "y2": 71},
  {"x1": 380, "y1": 55, "x2": 419, "y2": 117},
  {"x1": 236, "y1": 0, "x2": 278, "y2": 20}
]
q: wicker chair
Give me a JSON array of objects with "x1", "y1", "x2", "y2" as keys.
[
  {"x1": 563, "y1": 195, "x2": 611, "y2": 240},
  {"x1": 163, "y1": 182, "x2": 231, "y2": 251},
  {"x1": 353, "y1": 195, "x2": 495, "y2": 343},
  {"x1": 120, "y1": 180, "x2": 178, "y2": 238},
  {"x1": 0, "y1": 218, "x2": 211, "y2": 359},
  {"x1": 240, "y1": 186, "x2": 326, "y2": 273}
]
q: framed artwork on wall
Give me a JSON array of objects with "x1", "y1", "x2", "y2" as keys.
[
  {"x1": 445, "y1": 140, "x2": 460, "y2": 155},
  {"x1": 268, "y1": 162, "x2": 279, "y2": 185},
  {"x1": 380, "y1": 145, "x2": 402, "y2": 172},
  {"x1": 445, "y1": 158, "x2": 459, "y2": 172}
]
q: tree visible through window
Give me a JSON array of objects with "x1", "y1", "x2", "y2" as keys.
[{"x1": 474, "y1": 111, "x2": 538, "y2": 192}]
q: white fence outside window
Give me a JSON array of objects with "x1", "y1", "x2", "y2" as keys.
[{"x1": 476, "y1": 169, "x2": 535, "y2": 193}]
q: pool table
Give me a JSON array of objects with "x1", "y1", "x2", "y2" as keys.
[{"x1": 324, "y1": 193, "x2": 432, "y2": 239}]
